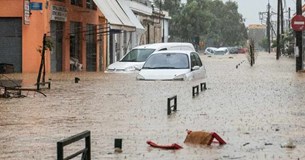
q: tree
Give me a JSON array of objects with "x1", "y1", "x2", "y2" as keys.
[{"x1": 158, "y1": 0, "x2": 248, "y2": 46}]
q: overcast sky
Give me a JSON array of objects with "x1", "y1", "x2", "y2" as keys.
[
  {"x1": 223, "y1": 0, "x2": 297, "y2": 26},
  {"x1": 181, "y1": 0, "x2": 297, "y2": 26}
]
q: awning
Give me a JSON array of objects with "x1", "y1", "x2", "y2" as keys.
[
  {"x1": 117, "y1": 0, "x2": 145, "y2": 32},
  {"x1": 93, "y1": 0, "x2": 136, "y2": 31}
]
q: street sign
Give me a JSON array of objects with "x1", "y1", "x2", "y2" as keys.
[
  {"x1": 30, "y1": 2, "x2": 43, "y2": 10},
  {"x1": 291, "y1": 15, "x2": 305, "y2": 31}
]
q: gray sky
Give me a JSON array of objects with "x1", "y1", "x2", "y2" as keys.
[
  {"x1": 181, "y1": 0, "x2": 297, "y2": 26},
  {"x1": 223, "y1": 0, "x2": 296, "y2": 26}
]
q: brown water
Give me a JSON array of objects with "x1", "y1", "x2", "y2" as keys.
[{"x1": 1, "y1": 53, "x2": 305, "y2": 159}]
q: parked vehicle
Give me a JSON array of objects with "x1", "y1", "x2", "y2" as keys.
[
  {"x1": 136, "y1": 50, "x2": 206, "y2": 81},
  {"x1": 204, "y1": 47, "x2": 217, "y2": 55},
  {"x1": 214, "y1": 47, "x2": 230, "y2": 55},
  {"x1": 238, "y1": 47, "x2": 248, "y2": 54},
  {"x1": 228, "y1": 47, "x2": 239, "y2": 54},
  {"x1": 106, "y1": 43, "x2": 195, "y2": 73}
]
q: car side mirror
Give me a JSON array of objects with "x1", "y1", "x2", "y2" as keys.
[{"x1": 192, "y1": 66, "x2": 200, "y2": 71}]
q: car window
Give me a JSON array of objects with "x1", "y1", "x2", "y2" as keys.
[
  {"x1": 215, "y1": 49, "x2": 227, "y2": 55},
  {"x1": 121, "y1": 49, "x2": 155, "y2": 62},
  {"x1": 190, "y1": 52, "x2": 202, "y2": 67},
  {"x1": 143, "y1": 53, "x2": 189, "y2": 69}
]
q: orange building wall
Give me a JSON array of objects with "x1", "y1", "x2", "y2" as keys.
[
  {"x1": 23, "y1": 0, "x2": 48, "y2": 73},
  {"x1": 0, "y1": 0, "x2": 23, "y2": 16},
  {"x1": 1, "y1": 0, "x2": 107, "y2": 73}
]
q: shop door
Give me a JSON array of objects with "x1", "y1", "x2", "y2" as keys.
[
  {"x1": 50, "y1": 21, "x2": 63, "y2": 72},
  {"x1": 0, "y1": 18, "x2": 22, "y2": 72},
  {"x1": 86, "y1": 24, "x2": 97, "y2": 71}
]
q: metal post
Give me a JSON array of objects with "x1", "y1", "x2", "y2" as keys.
[
  {"x1": 280, "y1": 0, "x2": 284, "y2": 55},
  {"x1": 167, "y1": 97, "x2": 171, "y2": 115},
  {"x1": 288, "y1": 7, "x2": 291, "y2": 29},
  {"x1": 173, "y1": 96, "x2": 177, "y2": 111},
  {"x1": 57, "y1": 142, "x2": 64, "y2": 160},
  {"x1": 267, "y1": 2, "x2": 271, "y2": 53},
  {"x1": 296, "y1": 0, "x2": 303, "y2": 71},
  {"x1": 85, "y1": 134, "x2": 91, "y2": 160},
  {"x1": 276, "y1": 0, "x2": 281, "y2": 60},
  {"x1": 37, "y1": 34, "x2": 46, "y2": 90}
]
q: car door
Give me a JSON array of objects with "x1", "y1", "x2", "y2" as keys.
[{"x1": 190, "y1": 52, "x2": 206, "y2": 80}]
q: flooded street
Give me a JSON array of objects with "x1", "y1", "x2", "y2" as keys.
[{"x1": 1, "y1": 52, "x2": 305, "y2": 159}]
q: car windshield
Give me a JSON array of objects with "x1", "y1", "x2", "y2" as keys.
[
  {"x1": 142, "y1": 53, "x2": 189, "y2": 69},
  {"x1": 214, "y1": 50, "x2": 227, "y2": 55},
  {"x1": 121, "y1": 49, "x2": 155, "y2": 62}
]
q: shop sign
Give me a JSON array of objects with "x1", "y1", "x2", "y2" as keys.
[
  {"x1": 51, "y1": 5, "x2": 67, "y2": 22},
  {"x1": 24, "y1": 0, "x2": 30, "y2": 25}
]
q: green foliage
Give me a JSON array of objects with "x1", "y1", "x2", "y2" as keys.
[
  {"x1": 37, "y1": 37, "x2": 54, "y2": 54},
  {"x1": 271, "y1": 29, "x2": 294, "y2": 55},
  {"x1": 157, "y1": 0, "x2": 248, "y2": 46}
]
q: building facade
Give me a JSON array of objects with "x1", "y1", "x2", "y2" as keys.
[{"x1": 0, "y1": 0, "x2": 170, "y2": 73}]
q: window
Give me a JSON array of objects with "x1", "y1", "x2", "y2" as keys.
[
  {"x1": 190, "y1": 52, "x2": 202, "y2": 68},
  {"x1": 71, "y1": 0, "x2": 82, "y2": 7},
  {"x1": 86, "y1": 0, "x2": 97, "y2": 10},
  {"x1": 70, "y1": 21, "x2": 82, "y2": 70},
  {"x1": 86, "y1": 24, "x2": 97, "y2": 71}
]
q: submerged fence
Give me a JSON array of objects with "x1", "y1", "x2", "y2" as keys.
[{"x1": 57, "y1": 130, "x2": 91, "y2": 160}]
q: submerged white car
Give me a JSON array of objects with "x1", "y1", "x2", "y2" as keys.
[
  {"x1": 214, "y1": 47, "x2": 230, "y2": 55},
  {"x1": 105, "y1": 43, "x2": 195, "y2": 73},
  {"x1": 136, "y1": 50, "x2": 206, "y2": 81}
]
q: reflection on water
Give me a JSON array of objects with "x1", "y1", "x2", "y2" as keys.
[{"x1": 1, "y1": 53, "x2": 305, "y2": 159}]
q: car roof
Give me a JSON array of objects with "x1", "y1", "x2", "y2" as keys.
[
  {"x1": 206, "y1": 47, "x2": 217, "y2": 49},
  {"x1": 150, "y1": 50, "x2": 196, "y2": 56},
  {"x1": 133, "y1": 42, "x2": 195, "y2": 50},
  {"x1": 216, "y1": 47, "x2": 228, "y2": 51}
]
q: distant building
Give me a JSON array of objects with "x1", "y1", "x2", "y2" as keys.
[{"x1": 248, "y1": 24, "x2": 266, "y2": 51}]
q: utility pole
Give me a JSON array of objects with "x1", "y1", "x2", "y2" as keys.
[
  {"x1": 267, "y1": 2, "x2": 271, "y2": 53},
  {"x1": 276, "y1": 0, "x2": 281, "y2": 60},
  {"x1": 288, "y1": 7, "x2": 291, "y2": 29},
  {"x1": 296, "y1": 0, "x2": 303, "y2": 71},
  {"x1": 281, "y1": 0, "x2": 284, "y2": 55}
]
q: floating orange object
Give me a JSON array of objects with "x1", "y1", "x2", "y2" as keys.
[
  {"x1": 146, "y1": 140, "x2": 183, "y2": 149},
  {"x1": 184, "y1": 130, "x2": 226, "y2": 145}
]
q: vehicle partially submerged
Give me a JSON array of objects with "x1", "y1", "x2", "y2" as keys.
[
  {"x1": 214, "y1": 47, "x2": 230, "y2": 55},
  {"x1": 106, "y1": 43, "x2": 195, "y2": 73},
  {"x1": 136, "y1": 50, "x2": 206, "y2": 81}
]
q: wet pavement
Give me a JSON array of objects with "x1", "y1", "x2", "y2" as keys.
[{"x1": 1, "y1": 52, "x2": 305, "y2": 159}]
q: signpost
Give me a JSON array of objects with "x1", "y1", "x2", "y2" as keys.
[
  {"x1": 291, "y1": 15, "x2": 305, "y2": 31},
  {"x1": 295, "y1": 0, "x2": 303, "y2": 72}
]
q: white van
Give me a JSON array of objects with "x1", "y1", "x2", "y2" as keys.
[{"x1": 105, "y1": 43, "x2": 195, "y2": 73}]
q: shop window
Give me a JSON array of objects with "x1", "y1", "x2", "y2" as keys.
[
  {"x1": 86, "y1": 24, "x2": 97, "y2": 71},
  {"x1": 86, "y1": 0, "x2": 97, "y2": 10},
  {"x1": 70, "y1": 21, "x2": 82, "y2": 71},
  {"x1": 71, "y1": 0, "x2": 82, "y2": 7}
]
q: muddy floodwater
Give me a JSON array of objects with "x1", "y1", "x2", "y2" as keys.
[{"x1": 1, "y1": 53, "x2": 305, "y2": 159}]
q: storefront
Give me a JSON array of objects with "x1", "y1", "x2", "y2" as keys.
[
  {"x1": 0, "y1": 18, "x2": 22, "y2": 72},
  {"x1": 0, "y1": 0, "x2": 106, "y2": 73}
]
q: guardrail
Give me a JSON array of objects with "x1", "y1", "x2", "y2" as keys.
[
  {"x1": 57, "y1": 130, "x2": 91, "y2": 160},
  {"x1": 167, "y1": 95, "x2": 177, "y2": 115}
]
